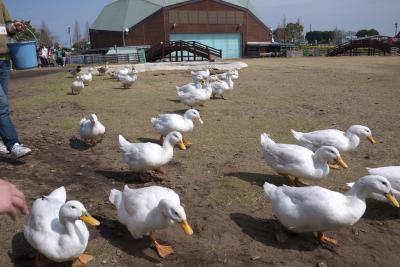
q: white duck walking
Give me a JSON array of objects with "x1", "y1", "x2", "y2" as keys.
[
  {"x1": 151, "y1": 109, "x2": 203, "y2": 146},
  {"x1": 120, "y1": 73, "x2": 138, "y2": 89},
  {"x1": 210, "y1": 72, "x2": 234, "y2": 99},
  {"x1": 177, "y1": 74, "x2": 204, "y2": 94},
  {"x1": 79, "y1": 114, "x2": 106, "y2": 145},
  {"x1": 71, "y1": 76, "x2": 84, "y2": 95},
  {"x1": 109, "y1": 185, "x2": 193, "y2": 258},
  {"x1": 177, "y1": 82, "x2": 212, "y2": 108},
  {"x1": 291, "y1": 125, "x2": 376, "y2": 152},
  {"x1": 191, "y1": 65, "x2": 211, "y2": 80},
  {"x1": 347, "y1": 166, "x2": 400, "y2": 204},
  {"x1": 260, "y1": 133, "x2": 348, "y2": 186},
  {"x1": 118, "y1": 131, "x2": 186, "y2": 177},
  {"x1": 24, "y1": 187, "x2": 100, "y2": 266},
  {"x1": 264, "y1": 175, "x2": 399, "y2": 245}
]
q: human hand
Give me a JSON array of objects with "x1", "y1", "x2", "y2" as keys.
[
  {"x1": 0, "y1": 179, "x2": 29, "y2": 221},
  {"x1": 10, "y1": 21, "x2": 26, "y2": 33}
]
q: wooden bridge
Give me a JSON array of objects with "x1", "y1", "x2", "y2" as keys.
[
  {"x1": 327, "y1": 36, "x2": 398, "y2": 56},
  {"x1": 147, "y1": 40, "x2": 222, "y2": 62}
]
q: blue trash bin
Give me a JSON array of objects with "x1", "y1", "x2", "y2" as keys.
[{"x1": 7, "y1": 41, "x2": 38, "y2": 70}]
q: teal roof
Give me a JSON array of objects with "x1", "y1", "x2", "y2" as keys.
[{"x1": 91, "y1": 0, "x2": 265, "y2": 31}]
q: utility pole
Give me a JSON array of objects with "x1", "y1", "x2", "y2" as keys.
[
  {"x1": 68, "y1": 27, "x2": 72, "y2": 48},
  {"x1": 395, "y1": 23, "x2": 398, "y2": 36},
  {"x1": 309, "y1": 24, "x2": 312, "y2": 32}
]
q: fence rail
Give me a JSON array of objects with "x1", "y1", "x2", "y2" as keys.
[{"x1": 67, "y1": 52, "x2": 145, "y2": 65}]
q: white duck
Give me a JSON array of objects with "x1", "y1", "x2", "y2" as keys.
[
  {"x1": 118, "y1": 65, "x2": 130, "y2": 76},
  {"x1": 260, "y1": 133, "x2": 348, "y2": 186},
  {"x1": 71, "y1": 76, "x2": 84, "y2": 95},
  {"x1": 177, "y1": 82, "x2": 212, "y2": 108},
  {"x1": 217, "y1": 68, "x2": 239, "y2": 80},
  {"x1": 24, "y1": 187, "x2": 100, "y2": 266},
  {"x1": 210, "y1": 72, "x2": 234, "y2": 99},
  {"x1": 347, "y1": 166, "x2": 400, "y2": 204},
  {"x1": 79, "y1": 114, "x2": 106, "y2": 145},
  {"x1": 191, "y1": 65, "x2": 211, "y2": 80},
  {"x1": 151, "y1": 109, "x2": 203, "y2": 145},
  {"x1": 118, "y1": 131, "x2": 186, "y2": 177},
  {"x1": 291, "y1": 125, "x2": 376, "y2": 152},
  {"x1": 177, "y1": 74, "x2": 205, "y2": 94},
  {"x1": 80, "y1": 71, "x2": 93, "y2": 86},
  {"x1": 120, "y1": 73, "x2": 138, "y2": 89},
  {"x1": 109, "y1": 185, "x2": 193, "y2": 258},
  {"x1": 264, "y1": 175, "x2": 399, "y2": 245}
]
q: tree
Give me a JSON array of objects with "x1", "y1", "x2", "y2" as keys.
[
  {"x1": 285, "y1": 20, "x2": 304, "y2": 43},
  {"x1": 305, "y1": 31, "x2": 335, "y2": 44},
  {"x1": 84, "y1": 21, "x2": 90, "y2": 43},
  {"x1": 14, "y1": 21, "x2": 39, "y2": 42},
  {"x1": 73, "y1": 20, "x2": 81, "y2": 44},
  {"x1": 273, "y1": 17, "x2": 304, "y2": 43},
  {"x1": 356, "y1": 29, "x2": 379, "y2": 38},
  {"x1": 38, "y1": 20, "x2": 53, "y2": 47}
]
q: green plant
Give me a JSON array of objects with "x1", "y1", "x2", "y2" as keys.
[{"x1": 14, "y1": 21, "x2": 39, "y2": 42}]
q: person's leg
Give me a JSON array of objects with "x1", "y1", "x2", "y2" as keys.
[
  {"x1": 0, "y1": 60, "x2": 20, "y2": 150},
  {"x1": 0, "y1": 60, "x2": 31, "y2": 159}
]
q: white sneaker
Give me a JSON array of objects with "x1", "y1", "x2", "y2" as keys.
[
  {"x1": 11, "y1": 143, "x2": 31, "y2": 159},
  {"x1": 0, "y1": 141, "x2": 9, "y2": 154}
]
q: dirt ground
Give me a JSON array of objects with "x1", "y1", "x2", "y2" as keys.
[{"x1": 1, "y1": 56, "x2": 400, "y2": 267}]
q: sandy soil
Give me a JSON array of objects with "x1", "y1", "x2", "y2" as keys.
[{"x1": 1, "y1": 56, "x2": 400, "y2": 267}]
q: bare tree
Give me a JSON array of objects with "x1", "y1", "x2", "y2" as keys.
[
  {"x1": 73, "y1": 20, "x2": 81, "y2": 45},
  {"x1": 84, "y1": 21, "x2": 90, "y2": 42},
  {"x1": 39, "y1": 20, "x2": 53, "y2": 47}
]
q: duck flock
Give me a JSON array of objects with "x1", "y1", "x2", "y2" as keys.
[{"x1": 20, "y1": 63, "x2": 400, "y2": 265}]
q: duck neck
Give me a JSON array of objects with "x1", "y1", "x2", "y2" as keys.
[
  {"x1": 226, "y1": 75, "x2": 234, "y2": 89},
  {"x1": 162, "y1": 138, "x2": 175, "y2": 151},
  {"x1": 60, "y1": 217, "x2": 78, "y2": 236},
  {"x1": 345, "y1": 182, "x2": 369, "y2": 200},
  {"x1": 344, "y1": 129, "x2": 360, "y2": 149}
]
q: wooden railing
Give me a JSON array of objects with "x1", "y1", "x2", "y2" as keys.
[
  {"x1": 147, "y1": 40, "x2": 222, "y2": 62},
  {"x1": 327, "y1": 36, "x2": 394, "y2": 56}
]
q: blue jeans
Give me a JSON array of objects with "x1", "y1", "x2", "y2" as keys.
[{"x1": 0, "y1": 60, "x2": 20, "y2": 150}]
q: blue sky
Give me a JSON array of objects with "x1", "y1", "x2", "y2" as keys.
[{"x1": 4, "y1": 0, "x2": 400, "y2": 47}]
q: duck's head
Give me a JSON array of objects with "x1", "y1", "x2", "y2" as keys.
[
  {"x1": 88, "y1": 114, "x2": 98, "y2": 124},
  {"x1": 159, "y1": 199, "x2": 193, "y2": 235},
  {"x1": 193, "y1": 74, "x2": 203, "y2": 82},
  {"x1": 355, "y1": 175, "x2": 399, "y2": 207},
  {"x1": 184, "y1": 109, "x2": 203, "y2": 124},
  {"x1": 316, "y1": 146, "x2": 348, "y2": 168},
  {"x1": 348, "y1": 125, "x2": 376, "y2": 144},
  {"x1": 59, "y1": 200, "x2": 100, "y2": 226},
  {"x1": 165, "y1": 131, "x2": 186, "y2": 150}
]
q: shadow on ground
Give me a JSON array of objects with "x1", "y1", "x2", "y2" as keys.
[
  {"x1": 98, "y1": 216, "x2": 161, "y2": 264},
  {"x1": 69, "y1": 137, "x2": 92, "y2": 151},
  {"x1": 230, "y1": 213, "x2": 319, "y2": 252},
  {"x1": 363, "y1": 199, "x2": 399, "y2": 221},
  {"x1": 224, "y1": 172, "x2": 286, "y2": 187}
]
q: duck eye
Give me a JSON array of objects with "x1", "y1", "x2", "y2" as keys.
[
  {"x1": 382, "y1": 182, "x2": 387, "y2": 186},
  {"x1": 71, "y1": 206, "x2": 76, "y2": 209},
  {"x1": 174, "y1": 211, "x2": 179, "y2": 216}
]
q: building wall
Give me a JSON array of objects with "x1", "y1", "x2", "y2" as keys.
[{"x1": 90, "y1": 0, "x2": 271, "y2": 53}]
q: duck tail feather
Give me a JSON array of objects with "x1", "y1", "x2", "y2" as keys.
[
  {"x1": 263, "y1": 182, "x2": 277, "y2": 199},
  {"x1": 109, "y1": 189, "x2": 122, "y2": 207},
  {"x1": 290, "y1": 129, "x2": 304, "y2": 141}
]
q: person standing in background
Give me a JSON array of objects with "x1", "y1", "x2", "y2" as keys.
[{"x1": 0, "y1": 0, "x2": 32, "y2": 159}]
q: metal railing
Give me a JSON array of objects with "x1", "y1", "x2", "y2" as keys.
[{"x1": 67, "y1": 52, "x2": 146, "y2": 65}]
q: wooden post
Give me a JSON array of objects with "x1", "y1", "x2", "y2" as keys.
[
  {"x1": 161, "y1": 42, "x2": 165, "y2": 59},
  {"x1": 193, "y1": 41, "x2": 196, "y2": 61},
  {"x1": 180, "y1": 41, "x2": 183, "y2": 62}
]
